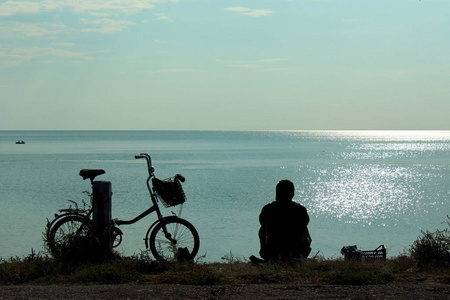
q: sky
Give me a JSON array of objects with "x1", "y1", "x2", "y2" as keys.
[{"x1": 0, "y1": 0, "x2": 449, "y2": 131}]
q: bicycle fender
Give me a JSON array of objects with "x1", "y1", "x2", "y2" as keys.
[
  {"x1": 144, "y1": 216, "x2": 181, "y2": 248},
  {"x1": 46, "y1": 212, "x2": 89, "y2": 237},
  {"x1": 112, "y1": 226, "x2": 123, "y2": 235}
]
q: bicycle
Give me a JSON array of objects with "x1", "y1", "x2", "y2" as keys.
[{"x1": 45, "y1": 153, "x2": 200, "y2": 261}]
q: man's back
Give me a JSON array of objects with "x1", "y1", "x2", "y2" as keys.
[{"x1": 259, "y1": 201, "x2": 311, "y2": 260}]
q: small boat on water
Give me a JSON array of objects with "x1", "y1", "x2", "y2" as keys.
[{"x1": 15, "y1": 140, "x2": 26, "y2": 144}]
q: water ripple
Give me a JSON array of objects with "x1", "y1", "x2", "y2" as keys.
[{"x1": 304, "y1": 164, "x2": 429, "y2": 225}]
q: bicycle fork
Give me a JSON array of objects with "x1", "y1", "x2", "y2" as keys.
[{"x1": 161, "y1": 222, "x2": 177, "y2": 245}]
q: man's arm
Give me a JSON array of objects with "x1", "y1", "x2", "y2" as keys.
[
  {"x1": 259, "y1": 204, "x2": 270, "y2": 226},
  {"x1": 304, "y1": 207, "x2": 310, "y2": 225},
  {"x1": 296, "y1": 204, "x2": 309, "y2": 226}
]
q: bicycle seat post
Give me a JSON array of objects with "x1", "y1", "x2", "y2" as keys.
[
  {"x1": 92, "y1": 180, "x2": 113, "y2": 259},
  {"x1": 78, "y1": 168, "x2": 113, "y2": 258}
]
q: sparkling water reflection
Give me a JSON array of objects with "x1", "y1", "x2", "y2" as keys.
[{"x1": 306, "y1": 165, "x2": 422, "y2": 225}]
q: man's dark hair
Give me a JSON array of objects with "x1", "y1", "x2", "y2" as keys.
[{"x1": 276, "y1": 179, "x2": 295, "y2": 203}]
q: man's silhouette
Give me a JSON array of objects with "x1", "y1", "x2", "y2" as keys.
[{"x1": 259, "y1": 180, "x2": 311, "y2": 261}]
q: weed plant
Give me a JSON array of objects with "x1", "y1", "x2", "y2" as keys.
[
  {"x1": 409, "y1": 216, "x2": 450, "y2": 267},
  {"x1": 1, "y1": 250, "x2": 449, "y2": 286}
]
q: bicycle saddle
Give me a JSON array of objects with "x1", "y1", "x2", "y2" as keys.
[{"x1": 79, "y1": 169, "x2": 105, "y2": 181}]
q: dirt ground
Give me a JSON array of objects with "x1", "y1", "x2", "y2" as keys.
[{"x1": 1, "y1": 283, "x2": 449, "y2": 300}]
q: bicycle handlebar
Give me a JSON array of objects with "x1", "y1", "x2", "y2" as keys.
[
  {"x1": 134, "y1": 153, "x2": 147, "y2": 159},
  {"x1": 135, "y1": 153, "x2": 185, "y2": 183},
  {"x1": 135, "y1": 153, "x2": 154, "y2": 176}
]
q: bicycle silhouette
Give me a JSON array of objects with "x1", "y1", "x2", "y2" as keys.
[{"x1": 46, "y1": 153, "x2": 200, "y2": 261}]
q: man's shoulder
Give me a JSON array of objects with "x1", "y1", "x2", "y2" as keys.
[
  {"x1": 261, "y1": 201, "x2": 277, "y2": 211},
  {"x1": 292, "y1": 202, "x2": 308, "y2": 214},
  {"x1": 262, "y1": 201, "x2": 306, "y2": 210},
  {"x1": 292, "y1": 201, "x2": 306, "y2": 209}
]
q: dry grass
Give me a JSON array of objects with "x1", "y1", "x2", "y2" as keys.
[
  {"x1": 1, "y1": 250, "x2": 449, "y2": 286},
  {"x1": 2, "y1": 219, "x2": 449, "y2": 286}
]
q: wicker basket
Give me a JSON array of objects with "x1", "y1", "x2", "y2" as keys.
[{"x1": 152, "y1": 177, "x2": 186, "y2": 207}]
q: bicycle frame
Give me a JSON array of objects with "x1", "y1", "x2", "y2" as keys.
[
  {"x1": 113, "y1": 153, "x2": 176, "y2": 243},
  {"x1": 114, "y1": 153, "x2": 163, "y2": 225}
]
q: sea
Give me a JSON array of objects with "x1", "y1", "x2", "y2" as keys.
[{"x1": 1, "y1": 130, "x2": 449, "y2": 262}]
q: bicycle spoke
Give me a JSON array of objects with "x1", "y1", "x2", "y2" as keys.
[
  {"x1": 47, "y1": 215, "x2": 91, "y2": 256},
  {"x1": 149, "y1": 218, "x2": 199, "y2": 261}
]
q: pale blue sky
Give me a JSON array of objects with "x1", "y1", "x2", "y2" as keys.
[{"x1": 1, "y1": 0, "x2": 449, "y2": 130}]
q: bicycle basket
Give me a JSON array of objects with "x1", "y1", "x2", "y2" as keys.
[{"x1": 152, "y1": 177, "x2": 186, "y2": 207}]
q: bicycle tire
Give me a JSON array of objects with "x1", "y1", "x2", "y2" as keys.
[
  {"x1": 149, "y1": 218, "x2": 200, "y2": 261},
  {"x1": 47, "y1": 215, "x2": 92, "y2": 258}
]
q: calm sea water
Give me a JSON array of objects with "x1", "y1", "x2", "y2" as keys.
[{"x1": 1, "y1": 130, "x2": 449, "y2": 261}]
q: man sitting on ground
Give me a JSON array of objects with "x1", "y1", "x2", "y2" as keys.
[{"x1": 258, "y1": 179, "x2": 311, "y2": 261}]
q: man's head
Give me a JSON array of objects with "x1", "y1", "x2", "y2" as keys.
[{"x1": 276, "y1": 179, "x2": 295, "y2": 203}]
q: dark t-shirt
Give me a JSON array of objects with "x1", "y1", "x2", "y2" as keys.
[{"x1": 259, "y1": 201, "x2": 311, "y2": 260}]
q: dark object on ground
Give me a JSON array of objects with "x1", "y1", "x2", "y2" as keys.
[
  {"x1": 341, "y1": 245, "x2": 386, "y2": 261},
  {"x1": 249, "y1": 255, "x2": 267, "y2": 264},
  {"x1": 176, "y1": 247, "x2": 192, "y2": 262},
  {"x1": 249, "y1": 255, "x2": 305, "y2": 265}
]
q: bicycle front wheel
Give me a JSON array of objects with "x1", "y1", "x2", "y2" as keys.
[
  {"x1": 47, "y1": 215, "x2": 93, "y2": 258},
  {"x1": 149, "y1": 218, "x2": 200, "y2": 261}
]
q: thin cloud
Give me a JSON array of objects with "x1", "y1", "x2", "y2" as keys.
[
  {"x1": 227, "y1": 65, "x2": 288, "y2": 72},
  {"x1": 259, "y1": 58, "x2": 288, "y2": 63},
  {"x1": 0, "y1": 0, "x2": 172, "y2": 16},
  {"x1": 342, "y1": 19, "x2": 362, "y2": 23},
  {"x1": 0, "y1": 47, "x2": 90, "y2": 68},
  {"x1": 227, "y1": 64, "x2": 259, "y2": 69},
  {"x1": 81, "y1": 18, "x2": 135, "y2": 34},
  {"x1": 0, "y1": 1, "x2": 176, "y2": 39},
  {"x1": 89, "y1": 12, "x2": 110, "y2": 17},
  {"x1": 256, "y1": 68, "x2": 288, "y2": 72},
  {"x1": 3, "y1": 22, "x2": 68, "y2": 37},
  {"x1": 51, "y1": 42, "x2": 76, "y2": 47},
  {"x1": 225, "y1": 58, "x2": 288, "y2": 72},
  {"x1": 225, "y1": 7, "x2": 273, "y2": 18},
  {"x1": 154, "y1": 69, "x2": 204, "y2": 73},
  {"x1": 0, "y1": 1, "x2": 42, "y2": 16},
  {"x1": 154, "y1": 13, "x2": 173, "y2": 21}
]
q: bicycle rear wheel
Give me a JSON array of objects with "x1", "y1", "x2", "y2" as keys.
[
  {"x1": 47, "y1": 215, "x2": 93, "y2": 259},
  {"x1": 149, "y1": 218, "x2": 200, "y2": 261}
]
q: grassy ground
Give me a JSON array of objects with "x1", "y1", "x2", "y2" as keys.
[
  {"x1": 2, "y1": 218, "x2": 448, "y2": 286},
  {"x1": 1, "y1": 251, "x2": 449, "y2": 286}
]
